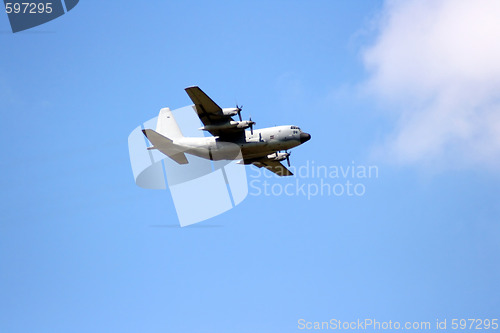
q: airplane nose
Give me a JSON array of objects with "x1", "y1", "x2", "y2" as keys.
[{"x1": 300, "y1": 132, "x2": 311, "y2": 143}]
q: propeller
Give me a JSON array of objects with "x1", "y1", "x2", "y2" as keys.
[
  {"x1": 235, "y1": 104, "x2": 243, "y2": 121},
  {"x1": 276, "y1": 150, "x2": 291, "y2": 166},
  {"x1": 249, "y1": 116, "x2": 255, "y2": 135}
]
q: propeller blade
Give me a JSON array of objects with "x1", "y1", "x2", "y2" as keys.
[
  {"x1": 286, "y1": 150, "x2": 291, "y2": 167},
  {"x1": 249, "y1": 116, "x2": 254, "y2": 135},
  {"x1": 236, "y1": 104, "x2": 243, "y2": 121}
]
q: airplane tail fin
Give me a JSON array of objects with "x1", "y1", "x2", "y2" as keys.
[
  {"x1": 142, "y1": 129, "x2": 189, "y2": 165},
  {"x1": 156, "y1": 107, "x2": 184, "y2": 139}
]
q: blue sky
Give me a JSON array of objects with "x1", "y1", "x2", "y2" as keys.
[{"x1": 1, "y1": 1, "x2": 499, "y2": 332}]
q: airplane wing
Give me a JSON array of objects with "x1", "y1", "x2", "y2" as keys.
[
  {"x1": 250, "y1": 158, "x2": 294, "y2": 177},
  {"x1": 185, "y1": 86, "x2": 245, "y2": 141}
]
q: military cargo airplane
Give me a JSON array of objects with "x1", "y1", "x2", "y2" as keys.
[{"x1": 142, "y1": 86, "x2": 311, "y2": 176}]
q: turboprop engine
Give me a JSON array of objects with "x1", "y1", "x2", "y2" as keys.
[
  {"x1": 267, "y1": 152, "x2": 290, "y2": 161},
  {"x1": 267, "y1": 151, "x2": 291, "y2": 167},
  {"x1": 222, "y1": 104, "x2": 243, "y2": 121},
  {"x1": 199, "y1": 119, "x2": 256, "y2": 133}
]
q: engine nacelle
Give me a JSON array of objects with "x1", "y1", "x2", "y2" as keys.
[
  {"x1": 222, "y1": 108, "x2": 239, "y2": 117},
  {"x1": 235, "y1": 120, "x2": 254, "y2": 129},
  {"x1": 268, "y1": 152, "x2": 289, "y2": 161}
]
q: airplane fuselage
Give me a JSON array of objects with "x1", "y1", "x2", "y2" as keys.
[{"x1": 171, "y1": 125, "x2": 310, "y2": 161}]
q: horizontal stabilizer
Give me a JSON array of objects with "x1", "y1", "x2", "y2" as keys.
[{"x1": 142, "y1": 129, "x2": 189, "y2": 165}]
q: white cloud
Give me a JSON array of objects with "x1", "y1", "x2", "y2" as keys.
[{"x1": 363, "y1": 0, "x2": 500, "y2": 169}]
